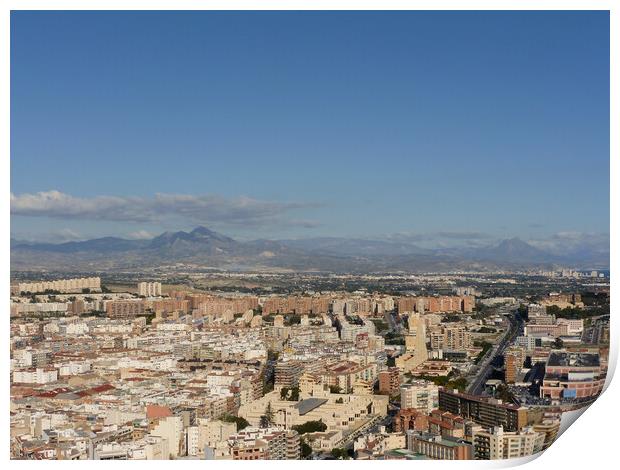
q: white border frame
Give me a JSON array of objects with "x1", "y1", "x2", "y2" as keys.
[{"x1": 2, "y1": 2, "x2": 616, "y2": 469}]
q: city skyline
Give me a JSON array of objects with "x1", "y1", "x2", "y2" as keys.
[{"x1": 10, "y1": 11, "x2": 610, "y2": 244}]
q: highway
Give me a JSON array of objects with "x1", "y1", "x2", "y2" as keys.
[
  {"x1": 467, "y1": 311, "x2": 523, "y2": 396},
  {"x1": 334, "y1": 414, "x2": 386, "y2": 449}
]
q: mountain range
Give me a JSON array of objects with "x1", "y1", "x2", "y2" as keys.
[{"x1": 10, "y1": 226, "x2": 609, "y2": 273}]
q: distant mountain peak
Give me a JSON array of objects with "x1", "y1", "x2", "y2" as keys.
[
  {"x1": 497, "y1": 237, "x2": 532, "y2": 248},
  {"x1": 477, "y1": 237, "x2": 549, "y2": 263},
  {"x1": 191, "y1": 226, "x2": 215, "y2": 235},
  {"x1": 189, "y1": 226, "x2": 236, "y2": 243},
  {"x1": 146, "y1": 226, "x2": 237, "y2": 251}
]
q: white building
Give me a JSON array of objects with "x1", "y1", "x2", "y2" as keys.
[
  {"x1": 515, "y1": 335, "x2": 538, "y2": 351},
  {"x1": 17, "y1": 277, "x2": 101, "y2": 294},
  {"x1": 58, "y1": 361, "x2": 91, "y2": 376},
  {"x1": 13, "y1": 368, "x2": 58, "y2": 384},
  {"x1": 138, "y1": 282, "x2": 162, "y2": 297},
  {"x1": 186, "y1": 419, "x2": 236, "y2": 457},
  {"x1": 400, "y1": 381, "x2": 439, "y2": 413},
  {"x1": 151, "y1": 416, "x2": 183, "y2": 458},
  {"x1": 473, "y1": 426, "x2": 544, "y2": 460}
]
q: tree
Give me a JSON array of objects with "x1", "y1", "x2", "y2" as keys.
[
  {"x1": 290, "y1": 386, "x2": 300, "y2": 401},
  {"x1": 450, "y1": 378, "x2": 468, "y2": 392},
  {"x1": 259, "y1": 415, "x2": 270, "y2": 428},
  {"x1": 280, "y1": 387, "x2": 290, "y2": 400},
  {"x1": 496, "y1": 384, "x2": 515, "y2": 403},
  {"x1": 384, "y1": 333, "x2": 405, "y2": 345},
  {"x1": 300, "y1": 438, "x2": 312, "y2": 458},
  {"x1": 331, "y1": 448, "x2": 349, "y2": 460},
  {"x1": 292, "y1": 420, "x2": 327, "y2": 435},
  {"x1": 329, "y1": 385, "x2": 342, "y2": 394},
  {"x1": 220, "y1": 414, "x2": 250, "y2": 431},
  {"x1": 259, "y1": 402, "x2": 274, "y2": 428},
  {"x1": 552, "y1": 337, "x2": 564, "y2": 349},
  {"x1": 517, "y1": 304, "x2": 529, "y2": 321},
  {"x1": 286, "y1": 314, "x2": 301, "y2": 325}
]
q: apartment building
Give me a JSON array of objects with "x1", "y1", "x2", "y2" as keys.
[
  {"x1": 400, "y1": 381, "x2": 439, "y2": 414},
  {"x1": 228, "y1": 427, "x2": 300, "y2": 460},
  {"x1": 504, "y1": 347, "x2": 525, "y2": 384},
  {"x1": 318, "y1": 360, "x2": 377, "y2": 393},
  {"x1": 407, "y1": 431, "x2": 473, "y2": 460},
  {"x1": 397, "y1": 296, "x2": 475, "y2": 314},
  {"x1": 13, "y1": 367, "x2": 58, "y2": 384},
  {"x1": 473, "y1": 426, "x2": 544, "y2": 460},
  {"x1": 18, "y1": 277, "x2": 101, "y2": 294},
  {"x1": 151, "y1": 416, "x2": 184, "y2": 458},
  {"x1": 138, "y1": 282, "x2": 162, "y2": 297},
  {"x1": 106, "y1": 300, "x2": 146, "y2": 318},
  {"x1": 275, "y1": 360, "x2": 304, "y2": 389},
  {"x1": 438, "y1": 389, "x2": 528, "y2": 432},
  {"x1": 378, "y1": 367, "x2": 401, "y2": 395}
]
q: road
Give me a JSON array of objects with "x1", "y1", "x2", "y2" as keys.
[
  {"x1": 334, "y1": 414, "x2": 386, "y2": 449},
  {"x1": 467, "y1": 311, "x2": 523, "y2": 395}
]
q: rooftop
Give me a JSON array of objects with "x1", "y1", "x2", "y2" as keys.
[
  {"x1": 293, "y1": 398, "x2": 328, "y2": 416},
  {"x1": 547, "y1": 351, "x2": 600, "y2": 368}
]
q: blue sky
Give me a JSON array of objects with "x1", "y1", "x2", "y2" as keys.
[{"x1": 10, "y1": 11, "x2": 609, "y2": 247}]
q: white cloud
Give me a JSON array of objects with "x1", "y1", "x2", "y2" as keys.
[
  {"x1": 528, "y1": 232, "x2": 609, "y2": 256},
  {"x1": 11, "y1": 228, "x2": 84, "y2": 243},
  {"x1": 127, "y1": 230, "x2": 154, "y2": 240},
  {"x1": 11, "y1": 190, "x2": 320, "y2": 229}
]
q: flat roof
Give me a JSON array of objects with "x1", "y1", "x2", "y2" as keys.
[
  {"x1": 385, "y1": 449, "x2": 429, "y2": 460},
  {"x1": 293, "y1": 398, "x2": 328, "y2": 415},
  {"x1": 547, "y1": 352, "x2": 600, "y2": 368}
]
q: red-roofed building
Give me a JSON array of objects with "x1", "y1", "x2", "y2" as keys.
[{"x1": 146, "y1": 404, "x2": 173, "y2": 420}]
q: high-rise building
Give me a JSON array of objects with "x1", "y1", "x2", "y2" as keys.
[
  {"x1": 504, "y1": 347, "x2": 525, "y2": 384},
  {"x1": 444, "y1": 326, "x2": 472, "y2": 351},
  {"x1": 504, "y1": 354, "x2": 518, "y2": 384},
  {"x1": 396, "y1": 313, "x2": 428, "y2": 373},
  {"x1": 138, "y1": 282, "x2": 162, "y2": 297},
  {"x1": 151, "y1": 416, "x2": 184, "y2": 458},
  {"x1": 438, "y1": 389, "x2": 528, "y2": 432},
  {"x1": 275, "y1": 361, "x2": 304, "y2": 388},
  {"x1": 106, "y1": 300, "x2": 146, "y2": 318},
  {"x1": 378, "y1": 367, "x2": 401, "y2": 396},
  {"x1": 400, "y1": 381, "x2": 439, "y2": 413},
  {"x1": 18, "y1": 277, "x2": 101, "y2": 294}
]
